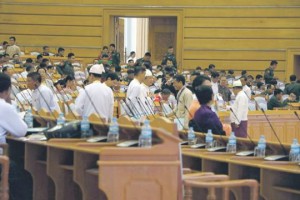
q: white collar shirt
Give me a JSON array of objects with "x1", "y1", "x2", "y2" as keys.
[
  {"x1": 126, "y1": 78, "x2": 144, "y2": 117},
  {"x1": 32, "y1": 84, "x2": 60, "y2": 112},
  {"x1": 243, "y1": 85, "x2": 252, "y2": 99},
  {"x1": 75, "y1": 81, "x2": 114, "y2": 120},
  {"x1": 230, "y1": 90, "x2": 248, "y2": 124},
  {"x1": 0, "y1": 99, "x2": 27, "y2": 143}
]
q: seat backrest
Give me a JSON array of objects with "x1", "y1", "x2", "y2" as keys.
[{"x1": 0, "y1": 156, "x2": 9, "y2": 200}]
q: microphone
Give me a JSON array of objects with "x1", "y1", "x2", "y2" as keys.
[
  {"x1": 127, "y1": 98, "x2": 141, "y2": 118},
  {"x1": 294, "y1": 111, "x2": 300, "y2": 121},
  {"x1": 138, "y1": 97, "x2": 156, "y2": 119},
  {"x1": 145, "y1": 97, "x2": 156, "y2": 116},
  {"x1": 34, "y1": 84, "x2": 57, "y2": 119},
  {"x1": 167, "y1": 104, "x2": 186, "y2": 132},
  {"x1": 229, "y1": 108, "x2": 256, "y2": 156},
  {"x1": 50, "y1": 85, "x2": 77, "y2": 120},
  {"x1": 136, "y1": 97, "x2": 150, "y2": 120},
  {"x1": 80, "y1": 83, "x2": 106, "y2": 124},
  {"x1": 260, "y1": 108, "x2": 288, "y2": 161}
]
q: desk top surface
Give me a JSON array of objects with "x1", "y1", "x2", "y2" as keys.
[{"x1": 182, "y1": 149, "x2": 300, "y2": 174}]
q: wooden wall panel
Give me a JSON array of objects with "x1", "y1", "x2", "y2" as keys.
[{"x1": 1, "y1": 1, "x2": 300, "y2": 78}]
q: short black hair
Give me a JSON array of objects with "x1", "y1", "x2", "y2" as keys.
[
  {"x1": 168, "y1": 46, "x2": 173, "y2": 49},
  {"x1": 270, "y1": 79, "x2": 277, "y2": 85},
  {"x1": 101, "y1": 54, "x2": 109, "y2": 59},
  {"x1": 68, "y1": 53, "x2": 75, "y2": 58},
  {"x1": 128, "y1": 59, "x2": 134, "y2": 63},
  {"x1": 2, "y1": 41, "x2": 8, "y2": 45},
  {"x1": 115, "y1": 65, "x2": 121, "y2": 72},
  {"x1": 241, "y1": 70, "x2": 247, "y2": 75},
  {"x1": 192, "y1": 75, "x2": 211, "y2": 91},
  {"x1": 43, "y1": 46, "x2": 49, "y2": 50},
  {"x1": 2, "y1": 67, "x2": 8, "y2": 73},
  {"x1": 290, "y1": 74, "x2": 297, "y2": 82},
  {"x1": 161, "y1": 88, "x2": 171, "y2": 95},
  {"x1": 256, "y1": 74, "x2": 263, "y2": 80},
  {"x1": 191, "y1": 71, "x2": 200, "y2": 76},
  {"x1": 103, "y1": 46, "x2": 108, "y2": 50},
  {"x1": 270, "y1": 60, "x2": 278, "y2": 66},
  {"x1": 196, "y1": 66, "x2": 202, "y2": 70},
  {"x1": 9, "y1": 36, "x2": 16, "y2": 41},
  {"x1": 58, "y1": 47, "x2": 64, "y2": 52},
  {"x1": 144, "y1": 52, "x2": 151, "y2": 57},
  {"x1": 266, "y1": 84, "x2": 273, "y2": 90},
  {"x1": 47, "y1": 65, "x2": 53, "y2": 70},
  {"x1": 39, "y1": 63, "x2": 47, "y2": 69},
  {"x1": 174, "y1": 74, "x2": 186, "y2": 85},
  {"x1": 109, "y1": 44, "x2": 116, "y2": 48},
  {"x1": 257, "y1": 82, "x2": 264, "y2": 89},
  {"x1": 25, "y1": 65, "x2": 33, "y2": 72},
  {"x1": 240, "y1": 75, "x2": 247, "y2": 81},
  {"x1": 211, "y1": 71, "x2": 219, "y2": 78},
  {"x1": 27, "y1": 72, "x2": 42, "y2": 83},
  {"x1": 26, "y1": 58, "x2": 33, "y2": 63},
  {"x1": 247, "y1": 75, "x2": 254, "y2": 80},
  {"x1": 130, "y1": 51, "x2": 135, "y2": 56},
  {"x1": 37, "y1": 55, "x2": 43, "y2": 60},
  {"x1": 208, "y1": 64, "x2": 215, "y2": 69},
  {"x1": 65, "y1": 75, "x2": 75, "y2": 82},
  {"x1": 228, "y1": 70, "x2": 234, "y2": 75},
  {"x1": 195, "y1": 85, "x2": 213, "y2": 105},
  {"x1": 106, "y1": 72, "x2": 119, "y2": 81},
  {"x1": 274, "y1": 88, "x2": 283, "y2": 96},
  {"x1": 42, "y1": 58, "x2": 49, "y2": 63},
  {"x1": 54, "y1": 79, "x2": 66, "y2": 87},
  {"x1": 0, "y1": 73, "x2": 11, "y2": 93},
  {"x1": 134, "y1": 66, "x2": 146, "y2": 76}
]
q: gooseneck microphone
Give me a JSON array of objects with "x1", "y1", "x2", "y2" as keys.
[
  {"x1": 127, "y1": 98, "x2": 141, "y2": 118},
  {"x1": 294, "y1": 111, "x2": 300, "y2": 121},
  {"x1": 35, "y1": 84, "x2": 57, "y2": 119},
  {"x1": 136, "y1": 97, "x2": 150, "y2": 120},
  {"x1": 138, "y1": 97, "x2": 156, "y2": 119},
  {"x1": 167, "y1": 104, "x2": 186, "y2": 132},
  {"x1": 260, "y1": 108, "x2": 288, "y2": 161},
  {"x1": 145, "y1": 97, "x2": 156, "y2": 116}
]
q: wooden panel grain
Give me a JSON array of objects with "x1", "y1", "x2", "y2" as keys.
[
  {"x1": 184, "y1": 38, "x2": 300, "y2": 49},
  {"x1": 185, "y1": 18, "x2": 300, "y2": 28},
  {"x1": 0, "y1": 4, "x2": 103, "y2": 16},
  {"x1": 183, "y1": 50, "x2": 285, "y2": 61},
  {"x1": 185, "y1": 8, "x2": 300, "y2": 18},
  {"x1": 1, "y1": 24, "x2": 102, "y2": 37},
  {"x1": 0, "y1": 34, "x2": 102, "y2": 47},
  {"x1": 1, "y1": 14, "x2": 102, "y2": 26},
  {"x1": 6, "y1": 0, "x2": 300, "y2": 6},
  {"x1": 184, "y1": 28, "x2": 300, "y2": 39}
]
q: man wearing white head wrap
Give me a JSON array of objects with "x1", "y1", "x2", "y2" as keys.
[
  {"x1": 140, "y1": 69, "x2": 154, "y2": 115},
  {"x1": 230, "y1": 80, "x2": 249, "y2": 138}
]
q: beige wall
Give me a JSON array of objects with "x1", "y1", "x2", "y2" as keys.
[{"x1": 1, "y1": 1, "x2": 300, "y2": 80}]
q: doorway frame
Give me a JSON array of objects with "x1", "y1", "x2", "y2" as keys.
[
  {"x1": 286, "y1": 48, "x2": 300, "y2": 81},
  {"x1": 103, "y1": 9, "x2": 183, "y2": 70}
]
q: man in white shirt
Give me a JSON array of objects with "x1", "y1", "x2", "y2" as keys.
[
  {"x1": 140, "y1": 69, "x2": 154, "y2": 115},
  {"x1": 27, "y1": 72, "x2": 60, "y2": 113},
  {"x1": 240, "y1": 76, "x2": 251, "y2": 99},
  {"x1": 0, "y1": 73, "x2": 27, "y2": 143},
  {"x1": 230, "y1": 80, "x2": 249, "y2": 138},
  {"x1": 126, "y1": 66, "x2": 146, "y2": 117},
  {"x1": 211, "y1": 71, "x2": 219, "y2": 96},
  {"x1": 75, "y1": 64, "x2": 114, "y2": 121}
]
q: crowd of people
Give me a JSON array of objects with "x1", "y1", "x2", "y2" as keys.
[{"x1": 0, "y1": 36, "x2": 300, "y2": 137}]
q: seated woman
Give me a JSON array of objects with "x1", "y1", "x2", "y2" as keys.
[{"x1": 192, "y1": 85, "x2": 225, "y2": 135}]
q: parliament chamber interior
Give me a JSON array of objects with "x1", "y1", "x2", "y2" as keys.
[{"x1": 1, "y1": 0, "x2": 300, "y2": 199}]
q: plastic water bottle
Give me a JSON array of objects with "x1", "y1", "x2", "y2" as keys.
[
  {"x1": 81, "y1": 116, "x2": 90, "y2": 138},
  {"x1": 187, "y1": 127, "x2": 197, "y2": 145},
  {"x1": 107, "y1": 117, "x2": 119, "y2": 142},
  {"x1": 24, "y1": 109, "x2": 33, "y2": 128},
  {"x1": 255, "y1": 135, "x2": 266, "y2": 157},
  {"x1": 139, "y1": 120, "x2": 152, "y2": 148},
  {"x1": 57, "y1": 113, "x2": 65, "y2": 125},
  {"x1": 289, "y1": 139, "x2": 300, "y2": 162},
  {"x1": 226, "y1": 132, "x2": 237, "y2": 153},
  {"x1": 205, "y1": 129, "x2": 214, "y2": 149}
]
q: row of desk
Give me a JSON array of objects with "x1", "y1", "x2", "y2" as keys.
[{"x1": 6, "y1": 120, "x2": 300, "y2": 200}]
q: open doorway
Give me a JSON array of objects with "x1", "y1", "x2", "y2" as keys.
[{"x1": 113, "y1": 16, "x2": 177, "y2": 66}]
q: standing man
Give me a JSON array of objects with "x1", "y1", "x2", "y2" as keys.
[
  {"x1": 109, "y1": 44, "x2": 120, "y2": 68},
  {"x1": 264, "y1": 60, "x2": 277, "y2": 84},
  {"x1": 284, "y1": 74, "x2": 300, "y2": 101},
  {"x1": 218, "y1": 76, "x2": 232, "y2": 102},
  {"x1": 230, "y1": 80, "x2": 249, "y2": 138},
  {"x1": 240, "y1": 76, "x2": 251, "y2": 99},
  {"x1": 167, "y1": 75, "x2": 193, "y2": 129},
  {"x1": 211, "y1": 71, "x2": 220, "y2": 96},
  {"x1": 161, "y1": 46, "x2": 177, "y2": 70},
  {"x1": 27, "y1": 72, "x2": 60, "y2": 113},
  {"x1": 126, "y1": 66, "x2": 146, "y2": 117},
  {"x1": 6, "y1": 36, "x2": 21, "y2": 58},
  {"x1": 75, "y1": 64, "x2": 114, "y2": 120},
  {"x1": 141, "y1": 69, "x2": 154, "y2": 115}
]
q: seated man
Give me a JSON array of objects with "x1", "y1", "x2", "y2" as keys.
[
  {"x1": 267, "y1": 88, "x2": 296, "y2": 110},
  {"x1": 193, "y1": 85, "x2": 225, "y2": 135}
]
